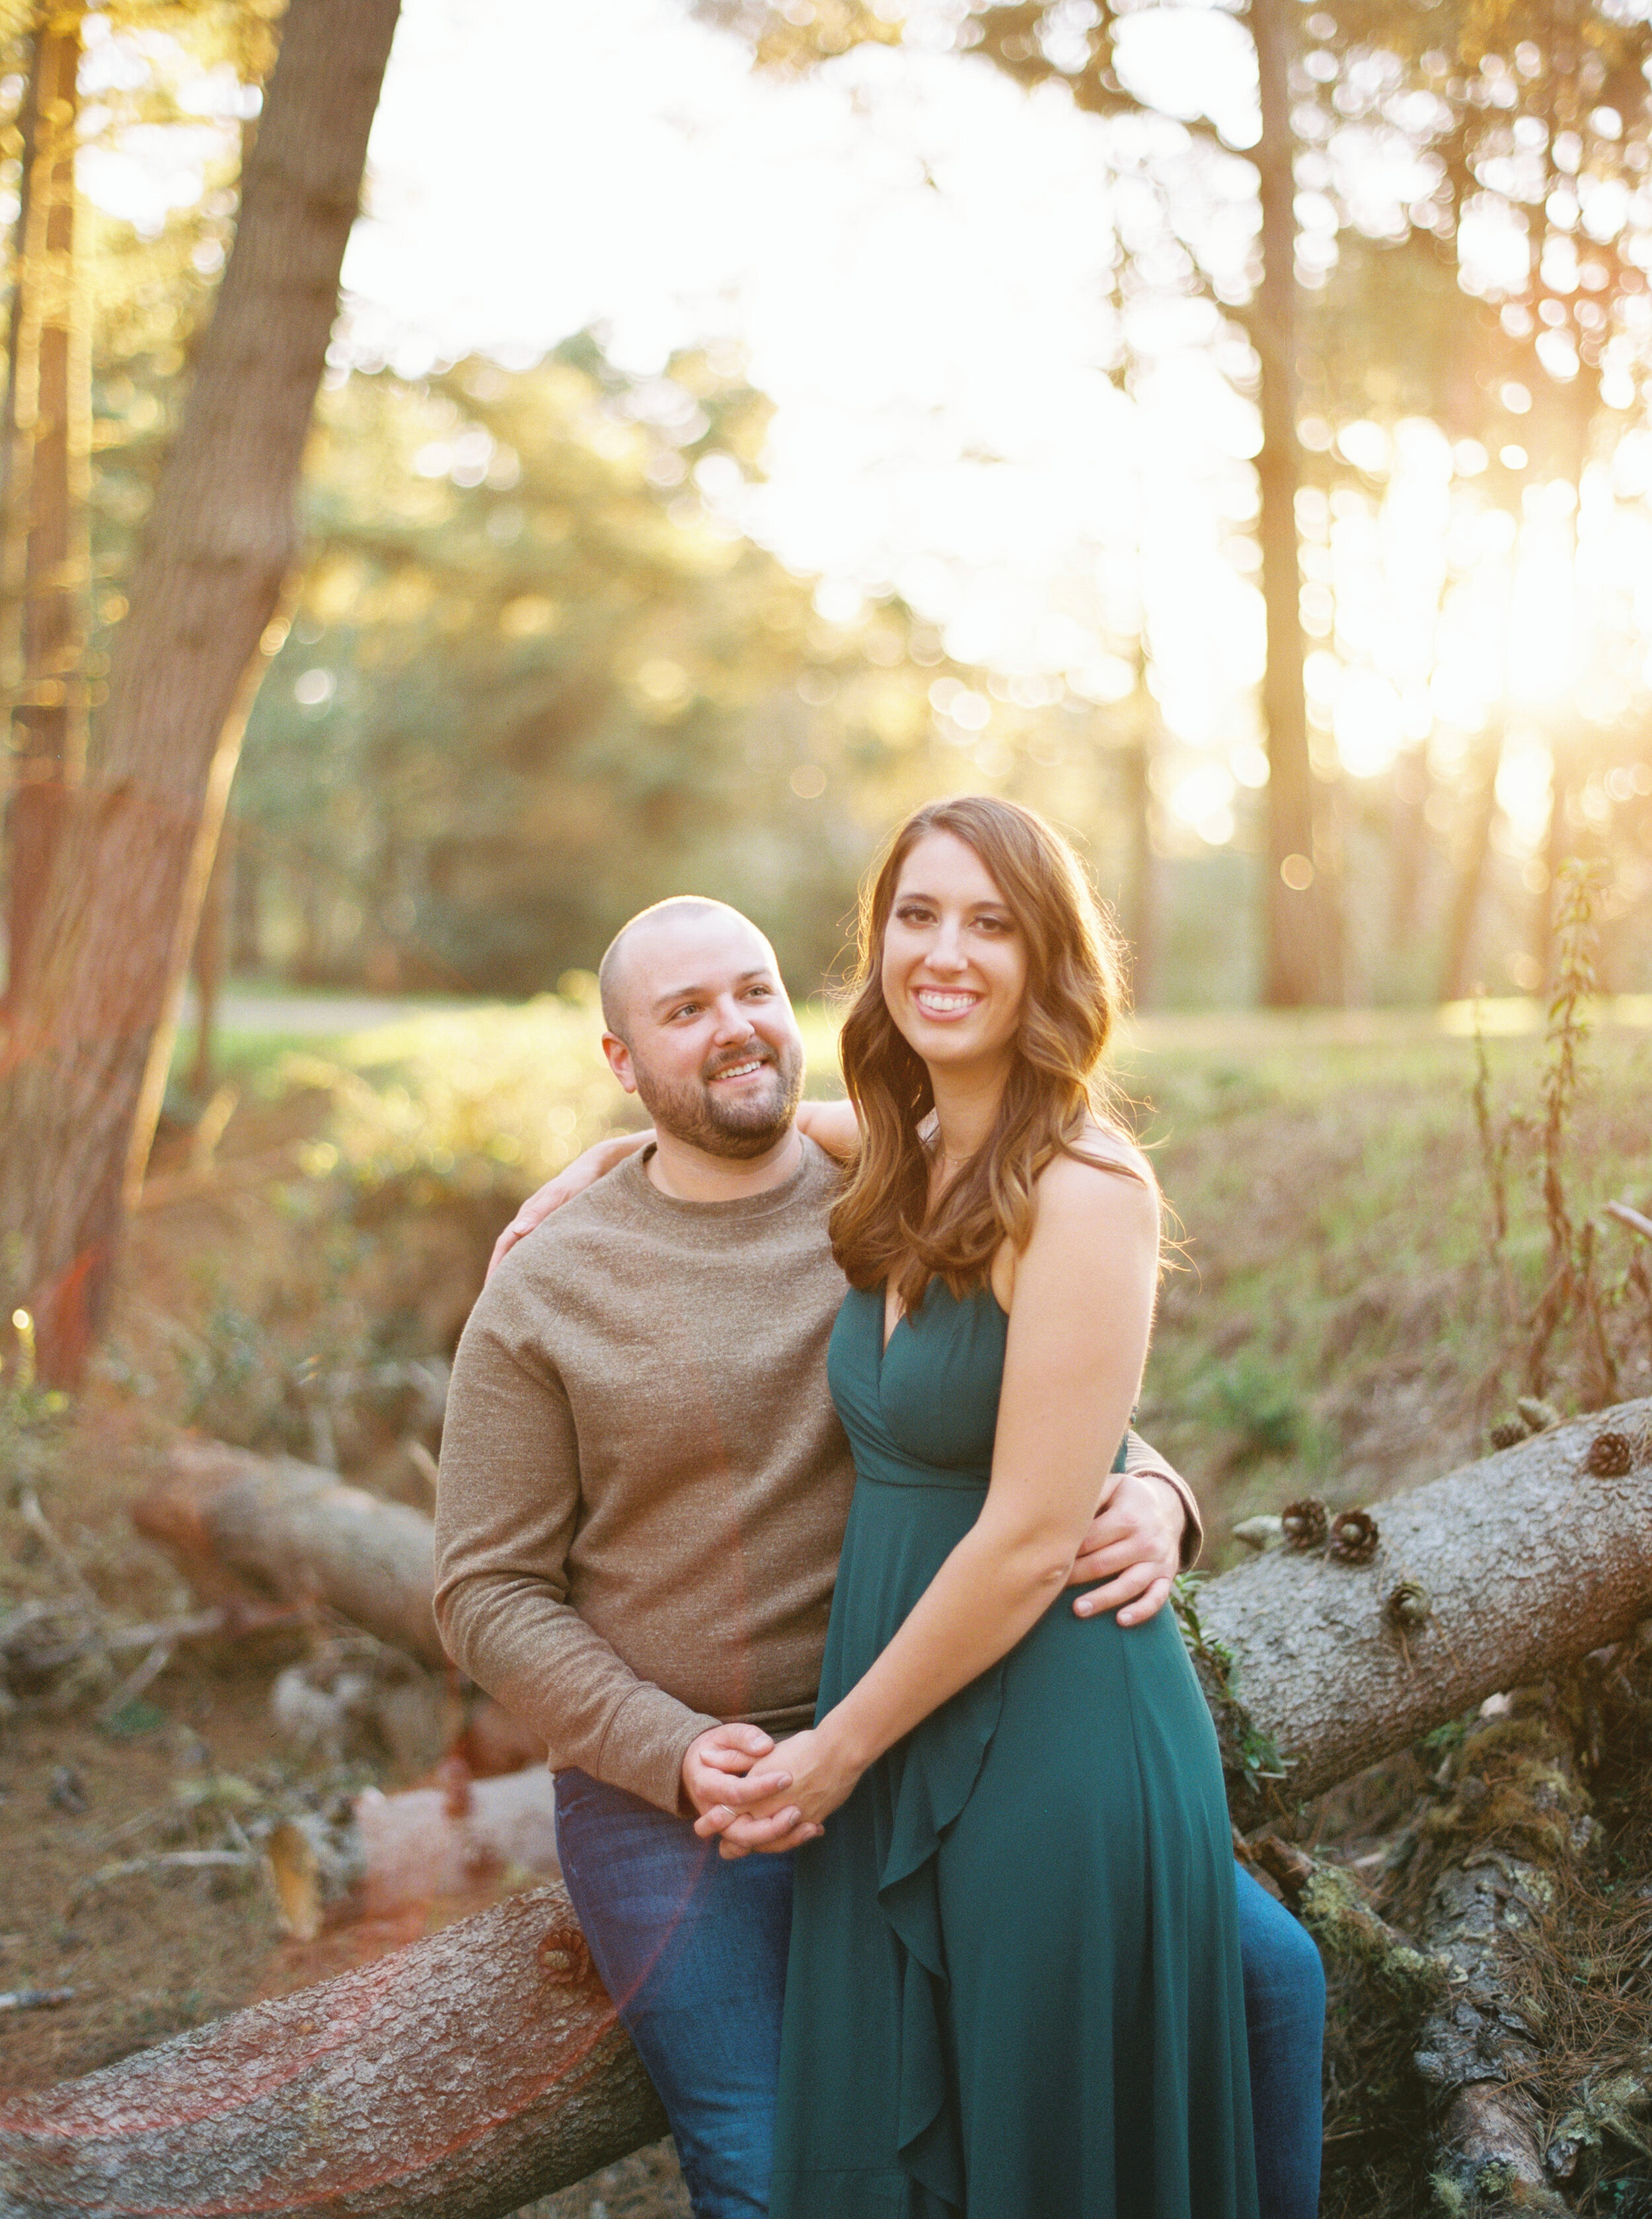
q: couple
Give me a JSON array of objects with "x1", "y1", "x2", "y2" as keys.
[{"x1": 434, "y1": 794, "x2": 1324, "y2": 2218}]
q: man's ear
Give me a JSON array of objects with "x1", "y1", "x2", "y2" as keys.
[{"x1": 602, "y1": 1032, "x2": 639, "y2": 1095}]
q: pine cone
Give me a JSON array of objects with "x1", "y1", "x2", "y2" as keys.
[
  {"x1": 1281, "y1": 1497, "x2": 1328, "y2": 1552},
  {"x1": 1489, "y1": 1420, "x2": 1526, "y2": 1452},
  {"x1": 1517, "y1": 1396, "x2": 1562, "y2": 1435},
  {"x1": 1585, "y1": 1429, "x2": 1635, "y2": 1478},
  {"x1": 1329, "y1": 1508, "x2": 1380, "y2": 1565},
  {"x1": 1385, "y1": 1578, "x2": 1431, "y2": 1627}
]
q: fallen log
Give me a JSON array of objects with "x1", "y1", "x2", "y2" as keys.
[
  {"x1": 1410, "y1": 1684, "x2": 1593, "y2": 2216},
  {"x1": 0, "y1": 1883, "x2": 666, "y2": 2219},
  {"x1": 265, "y1": 1761, "x2": 561, "y2": 1943},
  {"x1": 32, "y1": 1401, "x2": 1645, "y2": 2218},
  {"x1": 1195, "y1": 1398, "x2": 1652, "y2": 1820},
  {"x1": 134, "y1": 1437, "x2": 446, "y2": 1668}
]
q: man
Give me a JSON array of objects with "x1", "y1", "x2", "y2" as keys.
[{"x1": 435, "y1": 896, "x2": 1324, "y2": 2219}]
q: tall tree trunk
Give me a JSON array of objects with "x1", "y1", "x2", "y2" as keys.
[
  {"x1": 1535, "y1": 730, "x2": 1575, "y2": 993},
  {"x1": 1437, "y1": 720, "x2": 1504, "y2": 1002},
  {"x1": 1250, "y1": 0, "x2": 1338, "y2": 1007},
  {"x1": 3, "y1": 5, "x2": 89, "y2": 1013},
  {"x1": 188, "y1": 816, "x2": 231, "y2": 1098},
  {"x1": 0, "y1": 0, "x2": 403, "y2": 1384},
  {"x1": 1117, "y1": 652, "x2": 1158, "y2": 1006}
]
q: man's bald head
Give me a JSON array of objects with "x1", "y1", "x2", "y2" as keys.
[
  {"x1": 599, "y1": 897, "x2": 774, "y2": 1043},
  {"x1": 595, "y1": 897, "x2": 805, "y2": 1162}
]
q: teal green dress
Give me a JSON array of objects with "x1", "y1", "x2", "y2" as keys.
[{"x1": 770, "y1": 1282, "x2": 1258, "y2": 2219}]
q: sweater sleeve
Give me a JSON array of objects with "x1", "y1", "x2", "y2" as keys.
[
  {"x1": 1122, "y1": 1429, "x2": 1203, "y2": 1570},
  {"x1": 433, "y1": 1286, "x2": 720, "y2": 1815}
]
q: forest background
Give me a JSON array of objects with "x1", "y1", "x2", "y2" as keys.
[{"x1": 1, "y1": 3, "x2": 1652, "y2": 2216}]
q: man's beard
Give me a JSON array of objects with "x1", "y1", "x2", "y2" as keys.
[{"x1": 631, "y1": 1036, "x2": 806, "y2": 1161}]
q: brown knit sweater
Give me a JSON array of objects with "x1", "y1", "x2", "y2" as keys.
[{"x1": 434, "y1": 1137, "x2": 1201, "y2": 1816}]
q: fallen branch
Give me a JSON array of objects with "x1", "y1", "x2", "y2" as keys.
[
  {"x1": 266, "y1": 1764, "x2": 560, "y2": 1942},
  {"x1": 0, "y1": 1991, "x2": 75, "y2": 2014},
  {"x1": 134, "y1": 1438, "x2": 445, "y2": 1667},
  {"x1": 1605, "y1": 1198, "x2": 1652, "y2": 1244},
  {"x1": 0, "y1": 1885, "x2": 665, "y2": 2219},
  {"x1": 1411, "y1": 1686, "x2": 1593, "y2": 2214},
  {"x1": 1197, "y1": 1397, "x2": 1652, "y2": 1821},
  {"x1": 64, "y1": 1850, "x2": 254, "y2": 1922}
]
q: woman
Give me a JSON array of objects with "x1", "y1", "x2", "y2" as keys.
[{"x1": 700, "y1": 795, "x2": 1258, "y2": 2217}]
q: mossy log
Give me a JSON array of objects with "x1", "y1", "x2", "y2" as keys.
[
  {"x1": 1197, "y1": 1398, "x2": 1652, "y2": 1823},
  {"x1": 1409, "y1": 1686, "x2": 1595, "y2": 2216},
  {"x1": 0, "y1": 1885, "x2": 665, "y2": 2219}
]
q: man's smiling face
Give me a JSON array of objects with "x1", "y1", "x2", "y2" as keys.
[{"x1": 601, "y1": 902, "x2": 806, "y2": 1160}]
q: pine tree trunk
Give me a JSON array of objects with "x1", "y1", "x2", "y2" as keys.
[
  {"x1": 1437, "y1": 720, "x2": 1504, "y2": 1001},
  {"x1": 0, "y1": 1883, "x2": 668, "y2": 2219},
  {"x1": 0, "y1": 0, "x2": 403, "y2": 1384},
  {"x1": 1250, "y1": 0, "x2": 1339, "y2": 1008},
  {"x1": 3, "y1": 5, "x2": 89, "y2": 1013}
]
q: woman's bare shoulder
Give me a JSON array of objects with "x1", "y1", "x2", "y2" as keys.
[{"x1": 1045, "y1": 1119, "x2": 1155, "y2": 1195}]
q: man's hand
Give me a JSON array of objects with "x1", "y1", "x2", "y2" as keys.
[
  {"x1": 681, "y1": 1722, "x2": 811, "y2": 1856},
  {"x1": 486, "y1": 1133, "x2": 650, "y2": 1280},
  {"x1": 1069, "y1": 1468, "x2": 1183, "y2": 1627},
  {"x1": 693, "y1": 1725, "x2": 850, "y2": 1861}
]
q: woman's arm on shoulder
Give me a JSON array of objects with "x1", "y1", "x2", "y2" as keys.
[
  {"x1": 486, "y1": 1130, "x2": 653, "y2": 1280},
  {"x1": 795, "y1": 1098, "x2": 860, "y2": 1163}
]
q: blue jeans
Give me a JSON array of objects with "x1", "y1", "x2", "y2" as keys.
[{"x1": 555, "y1": 1770, "x2": 1324, "y2": 2219}]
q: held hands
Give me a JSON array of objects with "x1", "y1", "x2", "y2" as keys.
[
  {"x1": 1069, "y1": 1468, "x2": 1183, "y2": 1627},
  {"x1": 688, "y1": 1724, "x2": 862, "y2": 1861},
  {"x1": 687, "y1": 1474, "x2": 1183, "y2": 1860}
]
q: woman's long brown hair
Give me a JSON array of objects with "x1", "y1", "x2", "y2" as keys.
[{"x1": 829, "y1": 794, "x2": 1142, "y2": 1308}]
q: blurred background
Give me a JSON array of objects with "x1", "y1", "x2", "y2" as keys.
[
  {"x1": 8, "y1": 0, "x2": 1652, "y2": 1014},
  {"x1": 2, "y1": 7, "x2": 1652, "y2": 2211}
]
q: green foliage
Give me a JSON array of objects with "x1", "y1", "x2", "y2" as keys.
[
  {"x1": 1205, "y1": 1355, "x2": 1302, "y2": 1464},
  {"x1": 234, "y1": 337, "x2": 954, "y2": 993}
]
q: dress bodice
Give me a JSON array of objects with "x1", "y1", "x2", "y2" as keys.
[{"x1": 827, "y1": 1280, "x2": 1007, "y2": 1491}]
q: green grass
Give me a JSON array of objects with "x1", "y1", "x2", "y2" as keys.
[{"x1": 1119, "y1": 1006, "x2": 1652, "y2": 1544}]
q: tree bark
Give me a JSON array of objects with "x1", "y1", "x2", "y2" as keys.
[
  {"x1": 1250, "y1": 0, "x2": 1339, "y2": 1008},
  {"x1": 133, "y1": 1437, "x2": 448, "y2": 1669},
  {"x1": 3, "y1": 4, "x2": 90, "y2": 1014},
  {"x1": 0, "y1": 1883, "x2": 668, "y2": 2219},
  {"x1": 188, "y1": 817, "x2": 231, "y2": 1098},
  {"x1": 1411, "y1": 1684, "x2": 1589, "y2": 2215},
  {"x1": 0, "y1": 0, "x2": 403, "y2": 1385},
  {"x1": 1437, "y1": 720, "x2": 1505, "y2": 1002},
  {"x1": 1197, "y1": 1398, "x2": 1652, "y2": 1821}
]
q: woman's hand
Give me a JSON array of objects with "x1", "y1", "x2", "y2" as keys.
[
  {"x1": 692, "y1": 1725, "x2": 862, "y2": 1860},
  {"x1": 486, "y1": 1132, "x2": 652, "y2": 1279}
]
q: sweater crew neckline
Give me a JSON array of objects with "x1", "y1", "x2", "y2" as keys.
[{"x1": 614, "y1": 1132, "x2": 827, "y2": 1224}]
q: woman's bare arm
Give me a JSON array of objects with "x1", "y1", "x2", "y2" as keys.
[
  {"x1": 794, "y1": 1098, "x2": 859, "y2": 1162},
  {"x1": 698, "y1": 1148, "x2": 1160, "y2": 1852}
]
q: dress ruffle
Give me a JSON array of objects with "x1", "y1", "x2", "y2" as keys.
[{"x1": 872, "y1": 1659, "x2": 1006, "y2": 2210}]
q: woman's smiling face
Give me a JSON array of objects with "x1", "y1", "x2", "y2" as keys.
[{"x1": 880, "y1": 830, "x2": 1028, "y2": 1077}]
